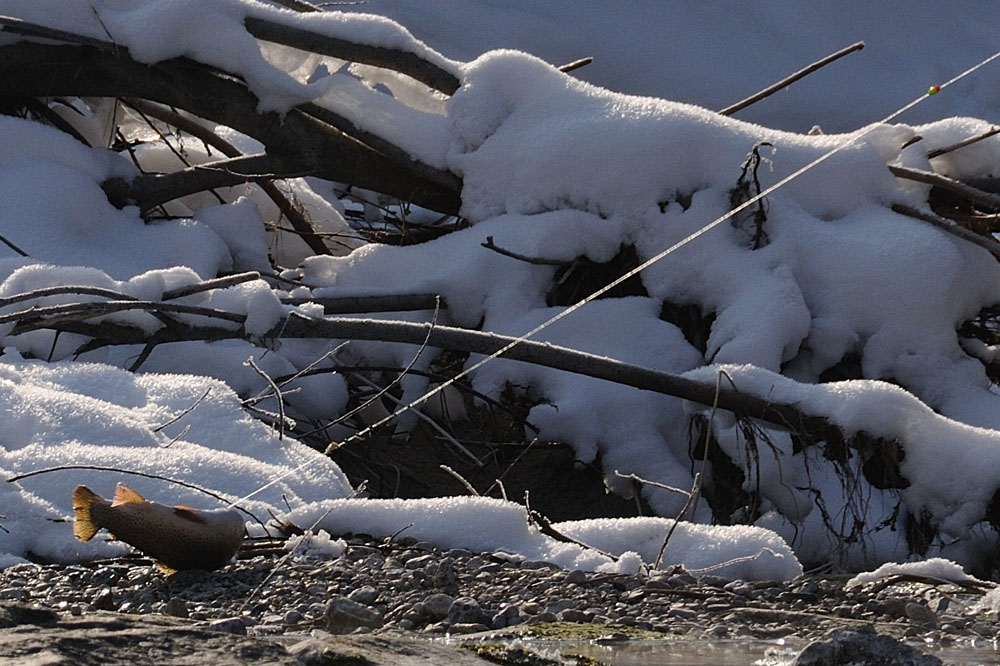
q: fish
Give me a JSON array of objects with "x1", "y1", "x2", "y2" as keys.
[{"x1": 72, "y1": 484, "x2": 246, "y2": 572}]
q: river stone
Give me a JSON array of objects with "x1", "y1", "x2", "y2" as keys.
[
  {"x1": 347, "y1": 584, "x2": 379, "y2": 605},
  {"x1": 422, "y1": 593, "x2": 454, "y2": 619},
  {"x1": 904, "y1": 602, "x2": 940, "y2": 628},
  {"x1": 322, "y1": 597, "x2": 385, "y2": 634},
  {"x1": 0, "y1": 602, "x2": 301, "y2": 665},
  {"x1": 447, "y1": 597, "x2": 484, "y2": 625},
  {"x1": 792, "y1": 626, "x2": 943, "y2": 666},
  {"x1": 0, "y1": 601, "x2": 518, "y2": 666}
]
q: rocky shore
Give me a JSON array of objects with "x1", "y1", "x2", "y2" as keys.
[{"x1": 1, "y1": 536, "x2": 998, "y2": 664}]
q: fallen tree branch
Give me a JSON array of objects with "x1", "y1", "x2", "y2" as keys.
[
  {"x1": 889, "y1": 164, "x2": 1000, "y2": 212},
  {"x1": 0, "y1": 42, "x2": 462, "y2": 215},
  {"x1": 282, "y1": 293, "x2": 446, "y2": 314},
  {"x1": 4, "y1": 300, "x2": 246, "y2": 335},
  {"x1": 103, "y1": 152, "x2": 314, "y2": 212},
  {"x1": 719, "y1": 41, "x2": 864, "y2": 117},
  {"x1": 45, "y1": 310, "x2": 853, "y2": 443},
  {"x1": 242, "y1": 16, "x2": 461, "y2": 95}
]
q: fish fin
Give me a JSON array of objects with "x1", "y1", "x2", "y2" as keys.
[
  {"x1": 155, "y1": 561, "x2": 178, "y2": 575},
  {"x1": 173, "y1": 506, "x2": 208, "y2": 524},
  {"x1": 72, "y1": 485, "x2": 103, "y2": 542},
  {"x1": 111, "y1": 484, "x2": 147, "y2": 507}
]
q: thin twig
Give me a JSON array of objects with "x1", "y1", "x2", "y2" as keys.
[
  {"x1": 153, "y1": 388, "x2": 212, "y2": 433},
  {"x1": 481, "y1": 236, "x2": 564, "y2": 265},
  {"x1": 719, "y1": 41, "x2": 864, "y2": 117},
  {"x1": 685, "y1": 547, "x2": 780, "y2": 575},
  {"x1": 0, "y1": 233, "x2": 28, "y2": 258},
  {"x1": 482, "y1": 438, "x2": 541, "y2": 498},
  {"x1": 523, "y1": 490, "x2": 618, "y2": 562},
  {"x1": 351, "y1": 372, "x2": 482, "y2": 466},
  {"x1": 557, "y1": 57, "x2": 593, "y2": 74},
  {"x1": 161, "y1": 272, "x2": 263, "y2": 301},
  {"x1": 889, "y1": 164, "x2": 1000, "y2": 212},
  {"x1": 0, "y1": 14, "x2": 117, "y2": 51},
  {"x1": 0, "y1": 285, "x2": 137, "y2": 309},
  {"x1": 244, "y1": 356, "x2": 288, "y2": 440},
  {"x1": 2, "y1": 300, "x2": 246, "y2": 335},
  {"x1": 927, "y1": 126, "x2": 1000, "y2": 159},
  {"x1": 439, "y1": 464, "x2": 480, "y2": 495},
  {"x1": 613, "y1": 471, "x2": 692, "y2": 497}
]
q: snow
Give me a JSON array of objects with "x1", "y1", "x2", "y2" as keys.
[
  {"x1": 845, "y1": 557, "x2": 985, "y2": 589},
  {"x1": 2, "y1": 0, "x2": 1000, "y2": 582}
]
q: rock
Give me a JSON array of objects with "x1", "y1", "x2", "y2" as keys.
[
  {"x1": 0, "y1": 602, "x2": 300, "y2": 665},
  {"x1": 904, "y1": 602, "x2": 939, "y2": 628},
  {"x1": 449, "y1": 622, "x2": 490, "y2": 634},
  {"x1": 90, "y1": 588, "x2": 115, "y2": 611},
  {"x1": 289, "y1": 633, "x2": 513, "y2": 665},
  {"x1": 422, "y1": 593, "x2": 454, "y2": 620},
  {"x1": 491, "y1": 604, "x2": 522, "y2": 629},
  {"x1": 206, "y1": 617, "x2": 246, "y2": 635},
  {"x1": 792, "y1": 626, "x2": 943, "y2": 666},
  {"x1": 0, "y1": 601, "x2": 515, "y2": 666},
  {"x1": 556, "y1": 608, "x2": 592, "y2": 623},
  {"x1": 347, "y1": 584, "x2": 379, "y2": 605},
  {"x1": 447, "y1": 597, "x2": 484, "y2": 625},
  {"x1": 322, "y1": 597, "x2": 385, "y2": 634},
  {"x1": 161, "y1": 597, "x2": 188, "y2": 618}
]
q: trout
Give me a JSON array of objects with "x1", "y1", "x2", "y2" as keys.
[{"x1": 73, "y1": 484, "x2": 245, "y2": 572}]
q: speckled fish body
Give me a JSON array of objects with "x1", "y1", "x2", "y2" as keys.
[{"x1": 73, "y1": 484, "x2": 245, "y2": 572}]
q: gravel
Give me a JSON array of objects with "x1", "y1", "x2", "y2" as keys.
[{"x1": 2, "y1": 536, "x2": 999, "y2": 646}]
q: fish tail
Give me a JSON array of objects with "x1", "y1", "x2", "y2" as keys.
[{"x1": 72, "y1": 485, "x2": 103, "y2": 542}]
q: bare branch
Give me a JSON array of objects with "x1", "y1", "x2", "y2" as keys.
[
  {"x1": 481, "y1": 236, "x2": 564, "y2": 265},
  {"x1": 927, "y1": 125, "x2": 1000, "y2": 159},
  {"x1": 889, "y1": 164, "x2": 1000, "y2": 212},
  {"x1": 557, "y1": 57, "x2": 593, "y2": 74},
  {"x1": 282, "y1": 293, "x2": 445, "y2": 314},
  {"x1": 0, "y1": 42, "x2": 462, "y2": 215},
  {"x1": 242, "y1": 16, "x2": 460, "y2": 94},
  {"x1": 162, "y1": 272, "x2": 263, "y2": 300},
  {"x1": 46, "y1": 310, "x2": 853, "y2": 444},
  {"x1": 719, "y1": 41, "x2": 864, "y2": 117}
]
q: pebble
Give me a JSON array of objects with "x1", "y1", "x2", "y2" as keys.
[{"x1": 0, "y1": 538, "x2": 997, "y2": 648}]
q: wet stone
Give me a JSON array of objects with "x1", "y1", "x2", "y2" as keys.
[{"x1": 447, "y1": 597, "x2": 484, "y2": 625}]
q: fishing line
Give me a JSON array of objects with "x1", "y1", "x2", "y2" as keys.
[{"x1": 230, "y1": 47, "x2": 1000, "y2": 511}]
